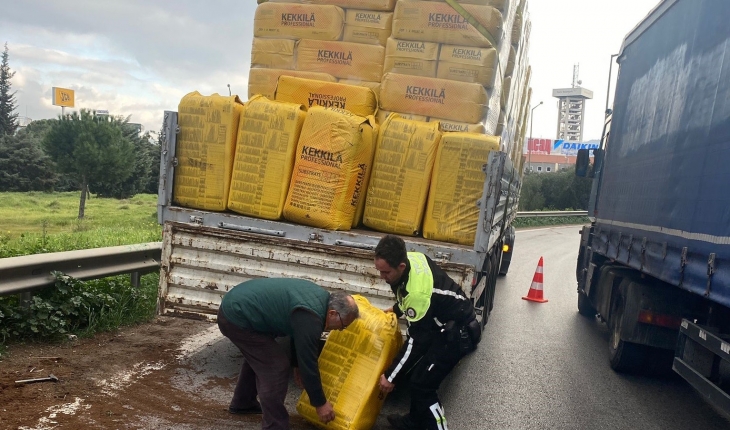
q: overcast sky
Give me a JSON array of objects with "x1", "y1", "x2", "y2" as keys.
[{"x1": 2, "y1": 0, "x2": 660, "y2": 140}]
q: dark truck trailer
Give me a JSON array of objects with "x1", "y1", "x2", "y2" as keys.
[{"x1": 575, "y1": 0, "x2": 730, "y2": 417}]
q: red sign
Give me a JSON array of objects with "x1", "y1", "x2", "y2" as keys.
[{"x1": 527, "y1": 138, "x2": 552, "y2": 154}]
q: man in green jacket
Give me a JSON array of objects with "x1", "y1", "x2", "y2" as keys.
[{"x1": 217, "y1": 278, "x2": 359, "y2": 430}]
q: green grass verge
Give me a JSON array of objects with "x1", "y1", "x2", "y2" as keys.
[
  {"x1": 513, "y1": 216, "x2": 590, "y2": 229},
  {"x1": 0, "y1": 192, "x2": 162, "y2": 355},
  {"x1": 0, "y1": 191, "x2": 161, "y2": 258}
]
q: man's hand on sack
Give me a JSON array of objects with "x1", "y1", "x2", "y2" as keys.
[
  {"x1": 316, "y1": 401, "x2": 336, "y2": 423},
  {"x1": 379, "y1": 374, "x2": 395, "y2": 394}
]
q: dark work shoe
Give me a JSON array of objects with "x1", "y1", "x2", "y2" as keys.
[
  {"x1": 228, "y1": 402, "x2": 263, "y2": 415},
  {"x1": 387, "y1": 414, "x2": 419, "y2": 430}
]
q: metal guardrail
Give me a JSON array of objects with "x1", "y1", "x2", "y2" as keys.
[
  {"x1": 0, "y1": 242, "x2": 162, "y2": 297},
  {"x1": 0, "y1": 211, "x2": 585, "y2": 297},
  {"x1": 516, "y1": 211, "x2": 588, "y2": 218}
]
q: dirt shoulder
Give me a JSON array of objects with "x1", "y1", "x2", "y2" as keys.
[{"x1": 0, "y1": 316, "x2": 406, "y2": 429}]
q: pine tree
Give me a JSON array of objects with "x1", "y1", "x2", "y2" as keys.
[{"x1": 0, "y1": 43, "x2": 19, "y2": 136}]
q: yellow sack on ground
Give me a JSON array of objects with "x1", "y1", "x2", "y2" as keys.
[
  {"x1": 429, "y1": 117, "x2": 486, "y2": 134},
  {"x1": 254, "y1": 3, "x2": 344, "y2": 41},
  {"x1": 338, "y1": 79, "x2": 381, "y2": 100},
  {"x1": 296, "y1": 39, "x2": 386, "y2": 82},
  {"x1": 438, "y1": 45, "x2": 497, "y2": 87},
  {"x1": 297, "y1": 295, "x2": 402, "y2": 430},
  {"x1": 283, "y1": 107, "x2": 376, "y2": 230},
  {"x1": 261, "y1": 0, "x2": 397, "y2": 11},
  {"x1": 250, "y1": 38, "x2": 296, "y2": 70},
  {"x1": 423, "y1": 133, "x2": 500, "y2": 245},
  {"x1": 275, "y1": 76, "x2": 378, "y2": 117},
  {"x1": 174, "y1": 92, "x2": 244, "y2": 211},
  {"x1": 375, "y1": 109, "x2": 428, "y2": 123},
  {"x1": 227, "y1": 96, "x2": 307, "y2": 220},
  {"x1": 380, "y1": 73, "x2": 488, "y2": 123},
  {"x1": 392, "y1": 1, "x2": 503, "y2": 48},
  {"x1": 248, "y1": 68, "x2": 337, "y2": 100},
  {"x1": 364, "y1": 114, "x2": 441, "y2": 236},
  {"x1": 343, "y1": 10, "x2": 393, "y2": 46}
]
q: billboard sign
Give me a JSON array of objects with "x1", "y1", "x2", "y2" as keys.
[
  {"x1": 552, "y1": 139, "x2": 599, "y2": 156},
  {"x1": 52, "y1": 87, "x2": 75, "y2": 108},
  {"x1": 527, "y1": 138, "x2": 552, "y2": 154}
]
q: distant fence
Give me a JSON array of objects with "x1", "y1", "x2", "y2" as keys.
[{"x1": 0, "y1": 243, "x2": 161, "y2": 297}]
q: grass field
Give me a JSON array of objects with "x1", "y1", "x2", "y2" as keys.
[
  {"x1": 0, "y1": 192, "x2": 161, "y2": 258},
  {"x1": 0, "y1": 192, "x2": 162, "y2": 351}
]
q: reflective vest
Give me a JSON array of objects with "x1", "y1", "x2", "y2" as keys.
[{"x1": 397, "y1": 252, "x2": 434, "y2": 322}]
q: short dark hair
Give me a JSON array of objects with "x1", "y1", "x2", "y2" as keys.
[
  {"x1": 374, "y1": 234, "x2": 407, "y2": 269},
  {"x1": 328, "y1": 291, "x2": 359, "y2": 320}
]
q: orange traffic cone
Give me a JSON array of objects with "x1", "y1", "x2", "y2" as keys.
[{"x1": 523, "y1": 257, "x2": 548, "y2": 303}]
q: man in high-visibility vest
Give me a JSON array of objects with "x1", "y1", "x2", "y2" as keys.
[{"x1": 375, "y1": 235, "x2": 481, "y2": 430}]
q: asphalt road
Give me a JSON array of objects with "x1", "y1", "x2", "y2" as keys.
[
  {"x1": 439, "y1": 225, "x2": 730, "y2": 430},
  {"x1": 130, "y1": 225, "x2": 730, "y2": 429}
]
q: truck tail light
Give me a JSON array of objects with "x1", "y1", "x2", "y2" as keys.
[{"x1": 637, "y1": 310, "x2": 682, "y2": 329}]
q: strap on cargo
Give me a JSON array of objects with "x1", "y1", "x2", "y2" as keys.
[{"x1": 443, "y1": 0, "x2": 504, "y2": 81}]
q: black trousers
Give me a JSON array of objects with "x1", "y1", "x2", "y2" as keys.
[{"x1": 407, "y1": 334, "x2": 466, "y2": 430}]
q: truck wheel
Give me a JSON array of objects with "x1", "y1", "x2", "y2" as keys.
[
  {"x1": 577, "y1": 292, "x2": 596, "y2": 317},
  {"x1": 608, "y1": 295, "x2": 644, "y2": 372}
]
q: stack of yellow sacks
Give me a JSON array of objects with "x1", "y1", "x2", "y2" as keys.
[
  {"x1": 250, "y1": 0, "x2": 399, "y2": 115},
  {"x1": 379, "y1": 0, "x2": 508, "y2": 133}
]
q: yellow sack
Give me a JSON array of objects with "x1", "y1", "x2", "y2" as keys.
[
  {"x1": 380, "y1": 72, "x2": 488, "y2": 124},
  {"x1": 250, "y1": 38, "x2": 296, "y2": 70},
  {"x1": 364, "y1": 114, "x2": 441, "y2": 236},
  {"x1": 275, "y1": 76, "x2": 378, "y2": 117},
  {"x1": 227, "y1": 96, "x2": 307, "y2": 220},
  {"x1": 296, "y1": 295, "x2": 403, "y2": 430},
  {"x1": 375, "y1": 109, "x2": 428, "y2": 123},
  {"x1": 338, "y1": 79, "x2": 381, "y2": 100},
  {"x1": 383, "y1": 37, "x2": 440, "y2": 78},
  {"x1": 343, "y1": 10, "x2": 393, "y2": 46},
  {"x1": 423, "y1": 133, "x2": 500, "y2": 245},
  {"x1": 501, "y1": 76, "x2": 512, "y2": 109},
  {"x1": 428, "y1": 117, "x2": 486, "y2": 134},
  {"x1": 296, "y1": 39, "x2": 386, "y2": 82},
  {"x1": 254, "y1": 3, "x2": 344, "y2": 41},
  {"x1": 261, "y1": 0, "x2": 397, "y2": 11},
  {"x1": 248, "y1": 68, "x2": 337, "y2": 100},
  {"x1": 173, "y1": 92, "x2": 244, "y2": 211},
  {"x1": 283, "y1": 107, "x2": 376, "y2": 230},
  {"x1": 506, "y1": 45, "x2": 516, "y2": 77},
  {"x1": 392, "y1": 1, "x2": 503, "y2": 48},
  {"x1": 437, "y1": 44, "x2": 497, "y2": 88}
]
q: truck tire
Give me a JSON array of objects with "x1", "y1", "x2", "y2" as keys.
[
  {"x1": 577, "y1": 291, "x2": 596, "y2": 317},
  {"x1": 608, "y1": 294, "x2": 645, "y2": 373}
]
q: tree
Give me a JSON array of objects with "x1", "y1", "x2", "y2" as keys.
[
  {"x1": 0, "y1": 130, "x2": 57, "y2": 191},
  {"x1": 0, "y1": 43, "x2": 19, "y2": 136},
  {"x1": 43, "y1": 110, "x2": 135, "y2": 218},
  {"x1": 91, "y1": 130, "x2": 161, "y2": 198}
]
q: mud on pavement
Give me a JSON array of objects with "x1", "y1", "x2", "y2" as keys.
[{"x1": 0, "y1": 316, "x2": 408, "y2": 429}]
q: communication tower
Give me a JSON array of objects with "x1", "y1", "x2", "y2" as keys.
[{"x1": 552, "y1": 64, "x2": 593, "y2": 142}]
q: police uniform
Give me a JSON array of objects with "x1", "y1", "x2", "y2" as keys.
[{"x1": 384, "y1": 252, "x2": 480, "y2": 430}]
